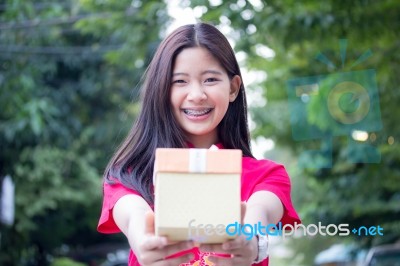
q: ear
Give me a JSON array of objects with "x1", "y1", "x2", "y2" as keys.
[{"x1": 229, "y1": 75, "x2": 241, "y2": 102}]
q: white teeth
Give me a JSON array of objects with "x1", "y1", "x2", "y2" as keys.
[{"x1": 183, "y1": 108, "x2": 212, "y2": 116}]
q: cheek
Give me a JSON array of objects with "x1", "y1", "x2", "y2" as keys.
[
  {"x1": 221, "y1": 102, "x2": 230, "y2": 116},
  {"x1": 169, "y1": 90, "x2": 180, "y2": 107},
  {"x1": 214, "y1": 91, "x2": 231, "y2": 107}
]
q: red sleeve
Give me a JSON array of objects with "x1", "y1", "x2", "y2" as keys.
[
  {"x1": 97, "y1": 180, "x2": 141, "y2": 234},
  {"x1": 241, "y1": 157, "x2": 301, "y2": 226}
]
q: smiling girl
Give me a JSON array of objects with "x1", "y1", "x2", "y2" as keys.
[{"x1": 98, "y1": 22, "x2": 300, "y2": 266}]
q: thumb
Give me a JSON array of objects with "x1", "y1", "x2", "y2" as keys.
[
  {"x1": 144, "y1": 210, "x2": 155, "y2": 235},
  {"x1": 240, "y1": 202, "x2": 247, "y2": 224}
]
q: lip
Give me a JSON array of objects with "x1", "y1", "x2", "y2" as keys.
[{"x1": 181, "y1": 107, "x2": 214, "y2": 121}]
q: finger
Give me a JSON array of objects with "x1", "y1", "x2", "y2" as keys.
[
  {"x1": 140, "y1": 240, "x2": 194, "y2": 264},
  {"x1": 163, "y1": 241, "x2": 195, "y2": 259},
  {"x1": 145, "y1": 210, "x2": 155, "y2": 235},
  {"x1": 208, "y1": 255, "x2": 234, "y2": 266},
  {"x1": 222, "y1": 235, "x2": 249, "y2": 251},
  {"x1": 199, "y1": 243, "x2": 229, "y2": 254},
  {"x1": 223, "y1": 238, "x2": 258, "y2": 265},
  {"x1": 140, "y1": 235, "x2": 168, "y2": 251},
  {"x1": 145, "y1": 211, "x2": 180, "y2": 246},
  {"x1": 148, "y1": 241, "x2": 195, "y2": 261},
  {"x1": 142, "y1": 212, "x2": 168, "y2": 250}
]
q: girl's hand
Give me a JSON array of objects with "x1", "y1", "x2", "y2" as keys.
[
  {"x1": 198, "y1": 203, "x2": 258, "y2": 265},
  {"x1": 199, "y1": 235, "x2": 258, "y2": 265},
  {"x1": 136, "y1": 211, "x2": 194, "y2": 266}
]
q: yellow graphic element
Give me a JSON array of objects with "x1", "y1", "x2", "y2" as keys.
[
  {"x1": 327, "y1": 81, "x2": 370, "y2": 124},
  {"x1": 203, "y1": 255, "x2": 215, "y2": 265},
  {"x1": 180, "y1": 252, "x2": 217, "y2": 266}
]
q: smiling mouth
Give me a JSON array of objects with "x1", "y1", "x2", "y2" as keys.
[{"x1": 183, "y1": 108, "x2": 213, "y2": 117}]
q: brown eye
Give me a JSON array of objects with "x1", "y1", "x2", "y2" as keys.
[{"x1": 205, "y1": 78, "x2": 218, "y2": 83}]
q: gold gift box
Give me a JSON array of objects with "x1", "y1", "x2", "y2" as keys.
[{"x1": 154, "y1": 148, "x2": 242, "y2": 243}]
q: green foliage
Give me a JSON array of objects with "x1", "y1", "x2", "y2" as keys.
[
  {"x1": 0, "y1": 0, "x2": 169, "y2": 264},
  {"x1": 14, "y1": 145, "x2": 100, "y2": 233},
  {"x1": 50, "y1": 257, "x2": 86, "y2": 266}
]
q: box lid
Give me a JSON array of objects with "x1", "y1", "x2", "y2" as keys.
[{"x1": 154, "y1": 148, "x2": 242, "y2": 174}]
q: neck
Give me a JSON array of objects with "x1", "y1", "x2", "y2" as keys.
[{"x1": 186, "y1": 133, "x2": 218, "y2": 149}]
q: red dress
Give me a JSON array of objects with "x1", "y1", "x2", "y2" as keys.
[{"x1": 98, "y1": 147, "x2": 301, "y2": 266}]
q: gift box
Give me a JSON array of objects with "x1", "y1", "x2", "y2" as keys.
[{"x1": 154, "y1": 147, "x2": 242, "y2": 243}]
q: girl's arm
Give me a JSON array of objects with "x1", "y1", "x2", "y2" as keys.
[
  {"x1": 200, "y1": 191, "x2": 284, "y2": 265},
  {"x1": 245, "y1": 190, "x2": 284, "y2": 225},
  {"x1": 113, "y1": 194, "x2": 194, "y2": 265}
]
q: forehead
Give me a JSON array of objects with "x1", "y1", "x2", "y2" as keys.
[{"x1": 173, "y1": 47, "x2": 225, "y2": 72}]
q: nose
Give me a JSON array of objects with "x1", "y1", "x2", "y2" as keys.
[{"x1": 187, "y1": 82, "x2": 207, "y2": 102}]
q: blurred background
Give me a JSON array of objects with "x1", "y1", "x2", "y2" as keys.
[{"x1": 0, "y1": 0, "x2": 399, "y2": 265}]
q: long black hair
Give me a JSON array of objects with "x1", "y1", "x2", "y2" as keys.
[{"x1": 105, "y1": 23, "x2": 253, "y2": 204}]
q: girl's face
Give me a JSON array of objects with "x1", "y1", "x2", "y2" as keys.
[{"x1": 170, "y1": 47, "x2": 241, "y2": 148}]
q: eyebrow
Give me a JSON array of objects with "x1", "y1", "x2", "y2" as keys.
[{"x1": 172, "y1": 70, "x2": 224, "y2": 76}]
